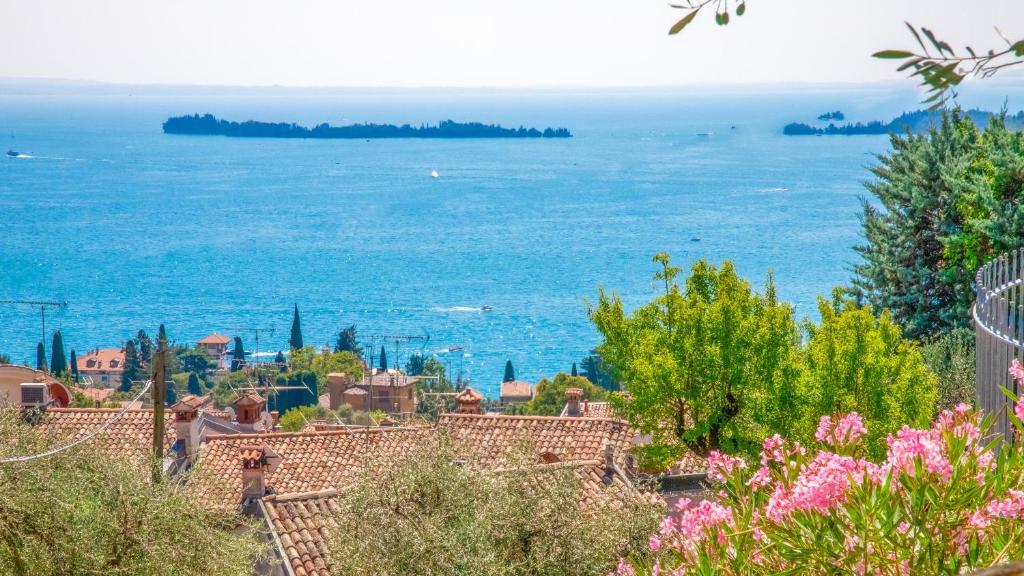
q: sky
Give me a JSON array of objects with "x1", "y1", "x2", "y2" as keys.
[{"x1": 0, "y1": 0, "x2": 1021, "y2": 88}]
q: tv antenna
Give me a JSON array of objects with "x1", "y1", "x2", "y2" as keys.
[
  {"x1": 0, "y1": 299, "x2": 69, "y2": 358},
  {"x1": 224, "y1": 326, "x2": 275, "y2": 368}
]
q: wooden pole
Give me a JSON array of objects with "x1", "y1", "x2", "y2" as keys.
[{"x1": 151, "y1": 332, "x2": 166, "y2": 484}]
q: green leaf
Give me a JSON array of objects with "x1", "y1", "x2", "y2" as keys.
[
  {"x1": 736, "y1": 2, "x2": 745, "y2": 16},
  {"x1": 668, "y1": 10, "x2": 699, "y2": 35},
  {"x1": 1012, "y1": 40, "x2": 1024, "y2": 57},
  {"x1": 874, "y1": 50, "x2": 915, "y2": 59}
]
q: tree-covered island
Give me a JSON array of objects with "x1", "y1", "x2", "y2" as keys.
[
  {"x1": 163, "y1": 114, "x2": 572, "y2": 139},
  {"x1": 784, "y1": 108, "x2": 1024, "y2": 135}
]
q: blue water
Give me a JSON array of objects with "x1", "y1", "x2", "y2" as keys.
[{"x1": 0, "y1": 84, "x2": 1019, "y2": 397}]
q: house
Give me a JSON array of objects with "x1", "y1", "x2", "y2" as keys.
[
  {"x1": 76, "y1": 348, "x2": 126, "y2": 388},
  {"x1": 34, "y1": 408, "x2": 176, "y2": 468},
  {"x1": 499, "y1": 379, "x2": 533, "y2": 406},
  {"x1": 198, "y1": 333, "x2": 232, "y2": 371},
  {"x1": 322, "y1": 370, "x2": 419, "y2": 416},
  {"x1": 0, "y1": 364, "x2": 71, "y2": 407}
]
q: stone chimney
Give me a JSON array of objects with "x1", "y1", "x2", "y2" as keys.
[
  {"x1": 455, "y1": 387, "x2": 483, "y2": 414},
  {"x1": 170, "y1": 395, "x2": 206, "y2": 458},
  {"x1": 326, "y1": 372, "x2": 351, "y2": 410},
  {"x1": 565, "y1": 387, "x2": 583, "y2": 417},
  {"x1": 270, "y1": 410, "x2": 280, "y2": 429},
  {"x1": 240, "y1": 444, "x2": 281, "y2": 500},
  {"x1": 231, "y1": 391, "x2": 266, "y2": 426},
  {"x1": 602, "y1": 442, "x2": 616, "y2": 484}
]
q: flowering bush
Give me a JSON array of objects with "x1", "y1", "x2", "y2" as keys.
[{"x1": 616, "y1": 366, "x2": 1024, "y2": 575}]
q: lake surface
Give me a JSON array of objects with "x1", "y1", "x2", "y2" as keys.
[{"x1": 0, "y1": 84, "x2": 1018, "y2": 396}]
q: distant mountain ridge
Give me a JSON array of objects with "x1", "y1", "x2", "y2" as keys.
[
  {"x1": 784, "y1": 109, "x2": 1024, "y2": 136},
  {"x1": 163, "y1": 114, "x2": 572, "y2": 139}
]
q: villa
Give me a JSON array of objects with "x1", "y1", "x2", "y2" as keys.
[
  {"x1": 75, "y1": 347, "x2": 126, "y2": 388},
  {"x1": 197, "y1": 332, "x2": 232, "y2": 371}
]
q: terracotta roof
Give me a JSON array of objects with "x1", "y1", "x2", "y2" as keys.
[
  {"x1": 35, "y1": 408, "x2": 174, "y2": 465},
  {"x1": 232, "y1": 390, "x2": 266, "y2": 407},
  {"x1": 77, "y1": 348, "x2": 126, "y2": 373},
  {"x1": 500, "y1": 380, "x2": 533, "y2": 399},
  {"x1": 342, "y1": 387, "x2": 367, "y2": 396},
  {"x1": 77, "y1": 387, "x2": 114, "y2": 402},
  {"x1": 191, "y1": 427, "x2": 433, "y2": 509},
  {"x1": 263, "y1": 490, "x2": 340, "y2": 576},
  {"x1": 455, "y1": 388, "x2": 483, "y2": 401},
  {"x1": 204, "y1": 409, "x2": 231, "y2": 421},
  {"x1": 198, "y1": 333, "x2": 232, "y2": 345},
  {"x1": 363, "y1": 370, "x2": 420, "y2": 388},
  {"x1": 172, "y1": 394, "x2": 210, "y2": 411},
  {"x1": 437, "y1": 413, "x2": 633, "y2": 466},
  {"x1": 512, "y1": 459, "x2": 664, "y2": 511},
  {"x1": 562, "y1": 401, "x2": 615, "y2": 419}
]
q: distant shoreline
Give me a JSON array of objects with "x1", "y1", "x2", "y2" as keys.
[
  {"x1": 163, "y1": 114, "x2": 572, "y2": 139},
  {"x1": 783, "y1": 108, "x2": 1024, "y2": 136}
]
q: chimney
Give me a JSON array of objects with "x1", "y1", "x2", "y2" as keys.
[
  {"x1": 583, "y1": 398, "x2": 589, "y2": 415},
  {"x1": 240, "y1": 444, "x2": 281, "y2": 500},
  {"x1": 270, "y1": 410, "x2": 280, "y2": 429},
  {"x1": 327, "y1": 373, "x2": 351, "y2": 410},
  {"x1": 231, "y1": 391, "x2": 266, "y2": 426},
  {"x1": 170, "y1": 395, "x2": 203, "y2": 458},
  {"x1": 602, "y1": 442, "x2": 616, "y2": 484},
  {"x1": 565, "y1": 387, "x2": 583, "y2": 417},
  {"x1": 455, "y1": 387, "x2": 483, "y2": 414}
]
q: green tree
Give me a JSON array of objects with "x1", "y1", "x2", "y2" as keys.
[
  {"x1": 335, "y1": 324, "x2": 359, "y2": 355},
  {"x1": 503, "y1": 360, "x2": 515, "y2": 383},
  {"x1": 49, "y1": 331, "x2": 67, "y2": 376},
  {"x1": 523, "y1": 372, "x2": 607, "y2": 416},
  {"x1": 379, "y1": 346, "x2": 388, "y2": 372},
  {"x1": 120, "y1": 339, "x2": 143, "y2": 392},
  {"x1": 164, "y1": 380, "x2": 178, "y2": 406},
  {"x1": 68, "y1": 349, "x2": 79, "y2": 382},
  {"x1": 35, "y1": 342, "x2": 47, "y2": 372},
  {"x1": 289, "y1": 346, "x2": 364, "y2": 395},
  {"x1": 0, "y1": 413, "x2": 264, "y2": 575},
  {"x1": 405, "y1": 353, "x2": 425, "y2": 376},
  {"x1": 186, "y1": 371, "x2": 203, "y2": 396},
  {"x1": 571, "y1": 362, "x2": 578, "y2": 377},
  {"x1": 580, "y1": 352, "x2": 617, "y2": 391},
  {"x1": 231, "y1": 336, "x2": 245, "y2": 372},
  {"x1": 289, "y1": 304, "x2": 304, "y2": 349},
  {"x1": 177, "y1": 346, "x2": 214, "y2": 375},
  {"x1": 0, "y1": 353, "x2": 10, "y2": 365},
  {"x1": 274, "y1": 350, "x2": 286, "y2": 366},
  {"x1": 590, "y1": 254, "x2": 801, "y2": 456},
  {"x1": 136, "y1": 329, "x2": 154, "y2": 365},
  {"x1": 921, "y1": 327, "x2": 976, "y2": 414},
  {"x1": 798, "y1": 294, "x2": 937, "y2": 457}
]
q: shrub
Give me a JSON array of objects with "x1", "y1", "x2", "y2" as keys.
[
  {"x1": 615, "y1": 386, "x2": 1024, "y2": 575},
  {"x1": 331, "y1": 438, "x2": 661, "y2": 576},
  {"x1": 522, "y1": 372, "x2": 607, "y2": 416},
  {"x1": 921, "y1": 328, "x2": 977, "y2": 414}
]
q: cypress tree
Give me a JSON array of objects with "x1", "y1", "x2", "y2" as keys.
[
  {"x1": 289, "y1": 304, "x2": 304, "y2": 349},
  {"x1": 36, "y1": 342, "x2": 47, "y2": 372},
  {"x1": 187, "y1": 372, "x2": 203, "y2": 396},
  {"x1": 379, "y1": 346, "x2": 388, "y2": 372},
  {"x1": 165, "y1": 380, "x2": 177, "y2": 406},
  {"x1": 571, "y1": 362, "x2": 578, "y2": 377},
  {"x1": 231, "y1": 336, "x2": 245, "y2": 371},
  {"x1": 156, "y1": 325, "x2": 170, "y2": 387},
  {"x1": 503, "y1": 360, "x2": 515, "y2": 383},
  {"x1": 69, "y1": 349, "x2": 79, "y2": 382},
  {"x1": 121, "y1": 340, "x2": 142, "y2": 392},
  {"x1": 274, "y1": 350, "x2": 286, "y2": 365},
  {"x1": 50, "y1": 331, "x2": 67, "y2": 376},
  {"x1": 136, "y1": 329, "x2": 154, "y2": 365}
]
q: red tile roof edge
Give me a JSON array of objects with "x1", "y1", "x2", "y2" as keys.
[{"x1": 202, "y1": 425, "x2": 432, "y2": 442}]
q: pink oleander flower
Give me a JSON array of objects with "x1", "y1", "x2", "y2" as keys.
[
  {"x1": 649, "y1": 533, "x2": 662, "y2": 552},
  {"x1": 987, "y1": 489, "x2": 1024, "y2": 519},
  {"x1": 935, "y1": 404, "x2": 981, "y2": 443},
  {"x1": 747, "y1": 465, "x2": 772, "y2": 490},
  {"x1": 611, "y1": 557, "x2": 635, "y2": 576},
  {"x1": 761, "y1": 434, "x2": 786, "y2": 466},
  {"x1": 764, "y1": 451, "x2": 871, "y2": 522},
  {"x1": 1010, "y1": 358, "x2": 1024, "y2": 384},
  {"x1": 815, "y1": 413, "x2": 867, "y2": 447},
  {"x1": 669, "y1": 499, "x2": 734, "y2": 557},
  {"x1": 707, "y1": 451, "x2": 747, "y2": 483},
  {"x1": 886, "y1": 425, "x2": 953, "y2": 482}
]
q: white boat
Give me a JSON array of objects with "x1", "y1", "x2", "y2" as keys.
[{"x1": 431, "y1": 169, "x2": 439, "y2": 178}]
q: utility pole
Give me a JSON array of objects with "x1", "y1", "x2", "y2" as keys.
[
  {"x1": 151, "y1": 330, "x2": 167, "y2": 484},
  {"x1": 0, "y1": 299, "x2": 68, "y2": 359}
]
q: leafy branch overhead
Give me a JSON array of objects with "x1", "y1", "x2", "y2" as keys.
[
  {"x1": 667, "y1": 2, "x2": 1024, "y2": 108},
  {"x1": 875, "y1": 23, "x2": 1024, "y2": 109},
  {"x1": 668, "y1": 0, "x2": 745, "y2": 35}
]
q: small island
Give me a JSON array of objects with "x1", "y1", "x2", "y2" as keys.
[
  {"x1": 163, "y1": 114, "x2": 572, "y2": 139},
  {"x1": 784, "y1": 108, "x2": 1024, "y2": 136},
  {"x1": 817, "y1": 110, "x2": 845, "y2": 121}
]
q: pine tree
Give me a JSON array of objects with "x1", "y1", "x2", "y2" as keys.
[
  {"x1": 289, "y1": 304, "x2": 304, "y2": 349},
  {"x1": 231, "y1": 336, "x2": 245, "y2": 371},
  {"x1": 121, "y1": 340, "x2": 142, "y2": 392},
  {"x1": 50, "y1": 331, "x2": 67, "y2": 376},
  {"x1": 136, "y1": 330, "x2": 154, "y2": 365},
  {"x1": 405, "y1": 353, "x2": 425, "y2": 376},
  {"x1": 503, "y1": 360, "x2": 515, "y2": 383},
  {"x1": 187, "y1": 372, "x2": 203, "y2": 396},
  {"x1": 571, "y1": 362, "x2": 578, "y2": 377},
  {"x1": 165, "y1": 381, "x2": 178, "y2": 406},
  {"x1": 69, "y1": 349, "x2": 79, "y2": 382},
  {"x1": 335, "y1": 324, "x2": 359, "y2": 355},
  {"x1": 36, "y1": 342, "x2": 47, "y2": 372},
  {"x1": 379, "y1": 346, "x2": 388, "y2": 371}
]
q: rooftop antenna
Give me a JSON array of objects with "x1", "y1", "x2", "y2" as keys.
[
  {"x1": 224, "y1": 326, "x2": 275, "y2": 369},
  {"x1": 0, "y1": 299, "x2": 69, "y2": 361}
]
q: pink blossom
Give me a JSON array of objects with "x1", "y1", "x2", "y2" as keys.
[
  {"x1": 987, "y1": 489, "x2": 1024, "y2": 519},
  {"x1": 649, "y1": 533, "x2": 661, "y2": 552},
  {"x1": 747, "y1": 465, "x2": 773, "y2": 490},
  {"x1": 815, "y1": 413, "x2": 867, "y2": 447},
  {"x1": 761, "y1": 434, "x2": 786, "y2": 466},
  {"x1": 886, "y1": 426, "x2": 953, "y2": 482},
  {"x1": 707, "y1": 451, "x2": 747, "y2": 483}
]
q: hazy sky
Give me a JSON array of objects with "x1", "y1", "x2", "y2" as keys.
[{"x1": 0, "y1": 0, "x2": 1021, "y2": 87}]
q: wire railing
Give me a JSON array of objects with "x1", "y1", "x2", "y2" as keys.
[{"x1": 973, "y1": 248, "x2": 1024, "y2": 442}]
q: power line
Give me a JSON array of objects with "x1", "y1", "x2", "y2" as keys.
[
  {"x1": 0, "y1": 379, "x2": 153, "y2": 464},
  {"x1": 0, "y1": 299, "x2": 68, "y2": 360}
]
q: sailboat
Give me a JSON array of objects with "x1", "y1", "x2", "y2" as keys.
[{"x1": 431, "y1": 169, "x2": 439, "y2": 178}]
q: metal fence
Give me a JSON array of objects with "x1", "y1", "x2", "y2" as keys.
[{"x1": 974, "y1": 249, "x2": 1024, "y2": 442}]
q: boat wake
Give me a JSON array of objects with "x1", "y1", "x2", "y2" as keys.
[
  {"x1": 433, "y1": 306, "x2": 493, "y2": 313},
  {"x1": 759, "y1": 187, "x2": 789, "y2": 193}
]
